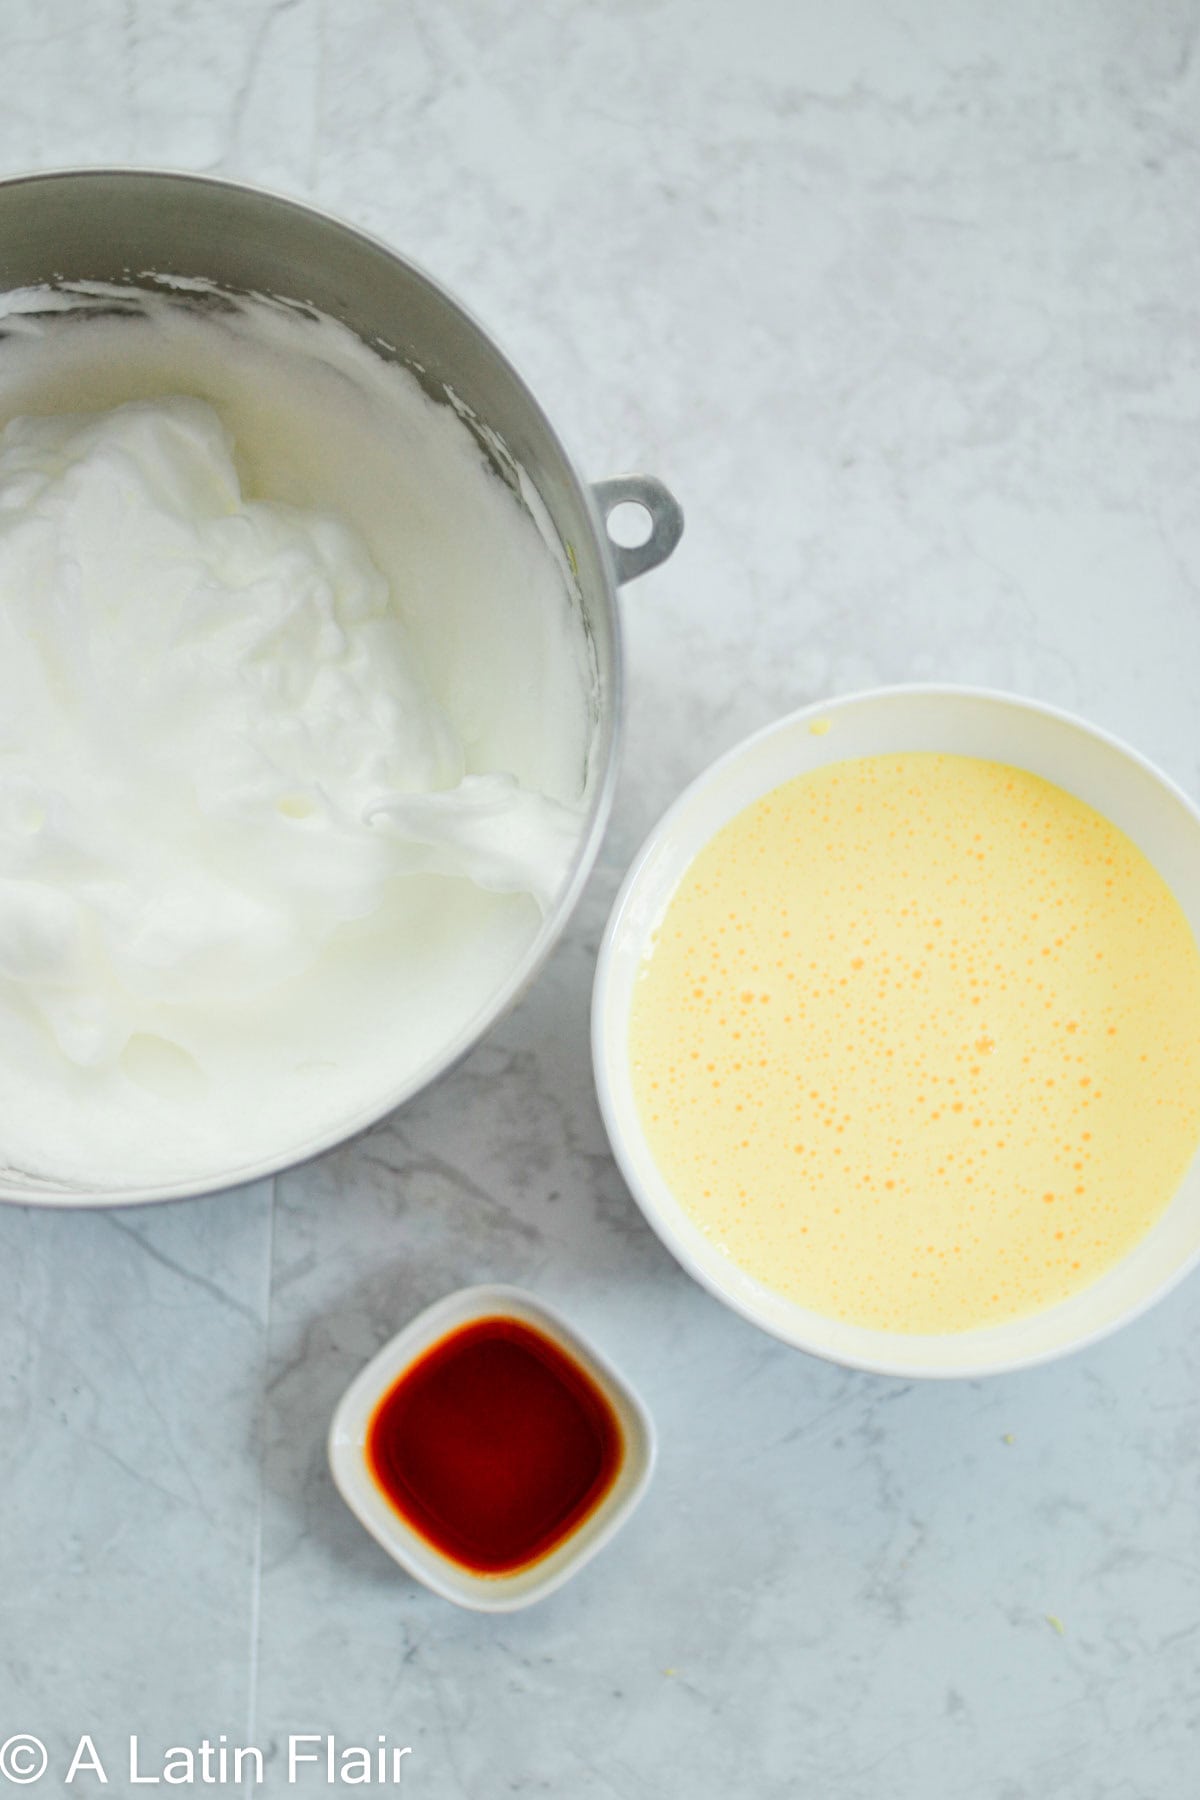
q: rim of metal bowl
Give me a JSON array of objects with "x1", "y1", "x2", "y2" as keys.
[{"x1": 0, "y1": 166, "x2": 627, "y2": 1209}]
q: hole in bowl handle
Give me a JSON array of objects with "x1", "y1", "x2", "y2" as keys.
[{"x1": 592, "y1": 475, "x2": 684, "y2": 584}]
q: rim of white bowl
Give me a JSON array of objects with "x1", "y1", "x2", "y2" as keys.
[{"x1": 592, "y1": 683, "x2": 1200, "y2": 1380}]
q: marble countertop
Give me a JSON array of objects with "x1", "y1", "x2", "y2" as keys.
[{"x1": 3, "y1": 3, "x2": 1199, "y2": 1795}]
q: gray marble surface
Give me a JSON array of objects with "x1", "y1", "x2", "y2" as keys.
[{"x1": 2, "y1": 2, "x2": 1200, "y2": 1795}]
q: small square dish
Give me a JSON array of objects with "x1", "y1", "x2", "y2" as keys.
[{"x1": 328, "y1": 1284, "x2": 656, "y2": 1612}]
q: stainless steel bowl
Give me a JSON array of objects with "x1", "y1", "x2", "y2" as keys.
[{"x1": 0, "y1": 168, "x2": 683, "y2": 1207}]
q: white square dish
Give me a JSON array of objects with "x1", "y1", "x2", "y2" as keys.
[{"x1": 328, "y1": 1283, "x2": 656, "y2": 1612}]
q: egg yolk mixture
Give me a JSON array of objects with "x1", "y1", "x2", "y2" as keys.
[{"x1": 628, "y1": 754, "x2": 1200, "y2": 1333}]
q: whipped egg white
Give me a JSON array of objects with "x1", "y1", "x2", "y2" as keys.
[{"x1": 0, "y1": 287, "x2": 595, "y2": 1191}]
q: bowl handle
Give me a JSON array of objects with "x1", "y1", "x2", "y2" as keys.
[{"x1": 592, "y1": 475, "x2": 684, "y2": 584}]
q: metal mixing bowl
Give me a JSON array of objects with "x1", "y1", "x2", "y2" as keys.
[{"x1": 0, "y1": 168, "x2": 683, "y2": 1207}]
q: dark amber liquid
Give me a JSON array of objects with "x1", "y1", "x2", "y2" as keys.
[{"x1": 366, "y1": 1316, "x2": 624, "y2": 1575}]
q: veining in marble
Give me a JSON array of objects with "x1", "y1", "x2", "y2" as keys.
[{"x1": 2, "y1": 2, "x2": 1200, "y2": 1795}]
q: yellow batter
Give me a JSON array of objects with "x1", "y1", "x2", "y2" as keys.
[{"x1": 628, "y1": 754, "x2": 1200, "y2": 1333}]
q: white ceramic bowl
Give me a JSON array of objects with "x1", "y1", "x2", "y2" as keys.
[
  {"x1": 592, "y1": 686, "x2": 1200, "y2": 1379},
  {"x1": 328, "y1": 1284, "x2": 656, "y2": 1611}
]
